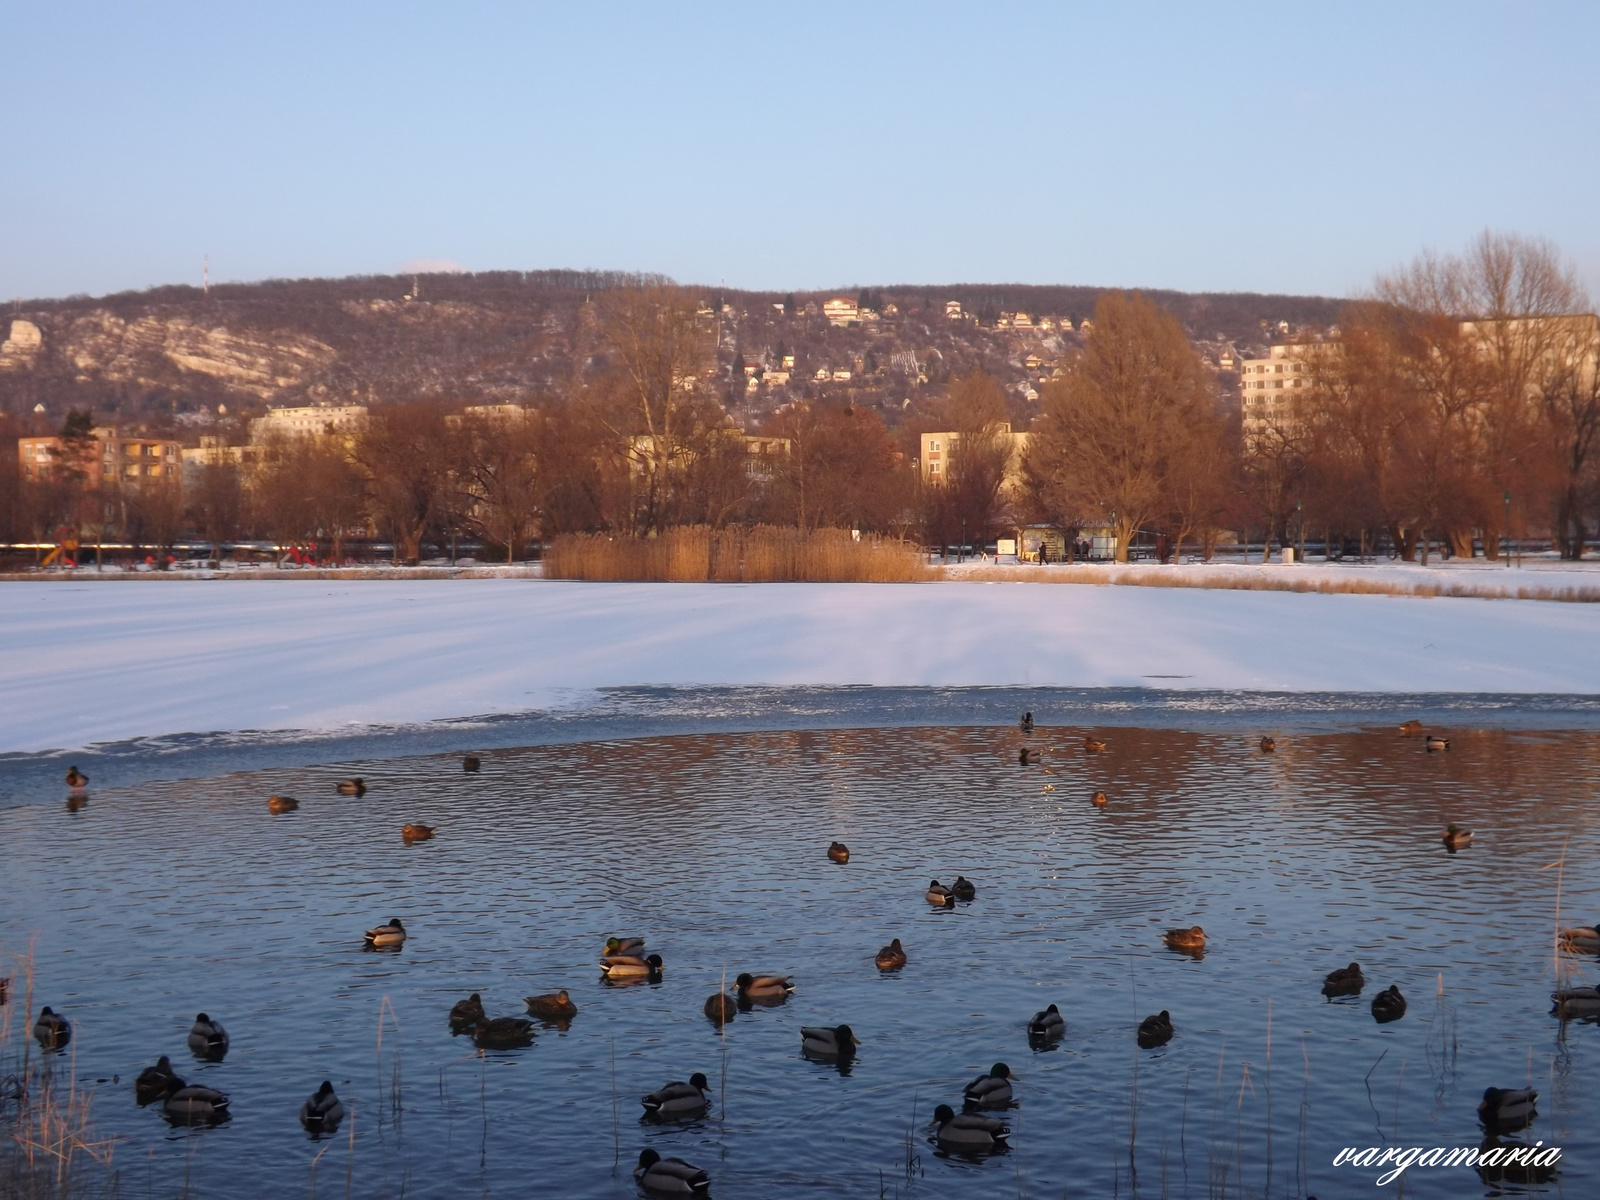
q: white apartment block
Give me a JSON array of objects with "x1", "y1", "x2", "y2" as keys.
[
  {"x1": 248, "y1": 404, "x2": 369, "y2": 444},
  {"x1": 1239, "y1": 345, "x2": 1322, "y2": 448}
]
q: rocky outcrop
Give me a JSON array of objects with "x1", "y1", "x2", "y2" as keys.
[{"x1": 0, "y1": 319, "x2": 42, "y2": 369}]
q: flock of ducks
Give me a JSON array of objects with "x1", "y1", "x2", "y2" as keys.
[{"x1": 34, "y1": 721, "x2": 1596, "y2": 1191}]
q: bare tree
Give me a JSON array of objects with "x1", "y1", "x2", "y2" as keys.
[{"x1": 358, "y1": 403, "x2": 455, "y2": 564}]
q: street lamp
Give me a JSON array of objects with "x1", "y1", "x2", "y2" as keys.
[
  {"x1": 1296, "y1": 499, "x2": 1304, "y2": 563},
  {"x1": 1503, "y1": 491, "x2": 1511, "y2": 569}
]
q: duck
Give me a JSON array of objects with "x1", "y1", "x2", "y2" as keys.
[
  {"x1": 641, "y1": 1073, "x2": 711, "y2": 1120},
  {"x1": 827, "y1": 841, "x2": 850, "y2": 864},
  {"x1": 1478, "y1": 1086, "x2": 1538, "y2": 1130},
  {"x1": 1027, "y1": 1003, "x2": 1065, "y2": 1042},
  {"x1": 336, "y1": 778, "x2": 367, "y2": 796},
  {"x1": 299, "y1": 1081, "x2": 344, "y2": 1134},
  {"x1": 601, "y1": 953, "x2": 663, "y2": 982},
  {"x1": 524, "y1": 990, "x2": 578, "y2": 1021},
  {"x1": 135, "y1": 1055, "x2": 183, "y2": 1105},
  {"x1": 33, "y1": 1006, "x2": 70, "y2": 1049},
  {"x1": 703, "y1": 993, "x2": 737, "y2": 1025},
  {"x1": 472, "y1": 1016, "x2": 535, "y2": 1049},
  {"x1": 1550, "y1": 986, "x2": 1600, "y2": 1018},
  {"x1": 875, "y1": 938, "x2": 907, "y2": 971},
  {"x1": 930, "y1": 1103, "x2": 1008, "y2": 1154},
  {"x1": 1020, "y1": 712, "x2": 1034, "y2": 733},
  {"x1": 800, "y1": 1024, "x2": 859, "y2": 1060},
  {"x1": 266, "y1": 795, "x2": 298, "y2": 813},
  {"x1": 1137, "y1": 1010, "x2": 1174, "y2": 1048},
  {"x1": 364, "y1": 917, "x2": 406, "y2": 949},
  {"x1": 1425, "y1": 735, "x2": 1450, "y2": 752},
  {"x1": 1371, "y1": 984, "x2": 1407, "y2": 1023},
  {"x1": 1322, "y1": 962, "x2": 1365, "y2": 997},
  {"x1": 1398, "y1": 719, "x2": 1423, "y2": 736},
  {"x1": 735, "y1": 973, "x2": 793, "y2": 1003},
  {"x1": 1018, "y1": 747, "x2": 1041, "y2": 765},
  {"x1": 634, "y1": 1148, "x2": 710, "y2": 1196},
  {"x1": 187, "y1": 1013, "x2": 229, "y2": 1059},
  {"x1": 0, "y1": 976, "x2": 8, "y2": 1005},
  {"x1": 401, "y1": 823, "x2": 435, "y2": 842},
  {"x1": 963, "y1": 1063, "x2": 1017, "y2": 1108},
  {"x1": 65, "y1": 766, "x2": 88, "y2": 789},
  {"x1": 449, "y1": 992, "x2": 486, "y2": 1032},
  {"x1": 1091, "y1": 791, "x2": 1108, "y2": 807},
  {"x1": 1084, "y1": 736, "x2": 1107, "y2": 754},
  {"x1": 603, "y1": 936, "x2": 646, "y2": 957},
  {"x1": 1442, "y1": 825, "x2": 1473, "y2": 849},
  {"x1": 951, "y1": 876, "x2": 976, "y2": 901},
  {"x1": 926, "y1": 880, "x2": 956, "y2": 908},
  {"x1": 1259, "y1": 736, "x2": 1276, "y2": 752},
  {"x1": 1559, "y1": 922, "x2": 1599, "y2": 952},
  {"x1": 462, "y1": 755, "x2": 480, "y2": 773},
  {"x1": 1163, "y1": 926, "x2": 1206, "y2": 951},
  {"x1": 163, "y1": 1084, "x2": 230, "y2": 1124}
]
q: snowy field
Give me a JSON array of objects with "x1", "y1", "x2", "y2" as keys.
[{"x1": 3, "y1": 578, "x2": 1600, "y2": 754}]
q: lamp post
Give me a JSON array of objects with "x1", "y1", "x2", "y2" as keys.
[
  {"x1": 1503, "y1": 491, "x2": 1511, "y2": 569},
  {"x1": 1296, "y1": 499, "x2": 1304, "y2": 563}
]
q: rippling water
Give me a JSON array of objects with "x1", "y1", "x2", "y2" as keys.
[{"x1": 4, "y1": 724, "x2": 1598, "y2": 1198}]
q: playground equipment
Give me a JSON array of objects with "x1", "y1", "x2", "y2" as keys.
[{"x1": 40, "y1": 526, "x2": 80, "y2": 568}]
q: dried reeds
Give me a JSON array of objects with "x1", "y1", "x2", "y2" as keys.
[{"x1": 544, "y1": 526, "x2": 933, "y2": 583}]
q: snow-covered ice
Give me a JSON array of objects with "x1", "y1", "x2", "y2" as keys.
[{"x1": 2, "y1": 578, "x2": 1599, "y2": 753}]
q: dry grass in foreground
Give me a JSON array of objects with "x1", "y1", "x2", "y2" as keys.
[
  {"x1": 953, "y1": 564, "x2": 1600, "y2": 602},
  {"x1": 545, "y1": 526, "x2": 934, "y2": 582}
]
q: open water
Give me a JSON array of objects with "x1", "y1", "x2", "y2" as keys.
[{"x1": 3, "y1": 721, "x2": 1598, "y2": 1198}]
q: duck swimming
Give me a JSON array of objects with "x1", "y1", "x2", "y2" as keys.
[
  {"x1": 951, "y1": 876, "x2": 976, "y2": 901},
  {"x1": 163, "y1": 1084, "x2": 230, "y2": 1125},
  {"x1": 1018, "y1": 747, "x2": 1041, "y2": 764},
  {"x1": 463, "y1": 755, "x2": 480, "y2": 773},
  {"x1": 1084, "y1": 736, "x2": 1107, "y2": 754},
  {"x1": 1137, "y1": 1011, "x2": 1174, "y2": 1048},
  {"x1": 1550, "y1": 986, "x2": 1600, "y2": 1018},
  {"x1": 1442, "y1": 825, "x2": 1473, "y2": 849},
  {"x1": 735, "y1": 973, "x2": 794, "y2": 1003},
  {"x1": 1398, "y1": 719, "x2": 1423, "y2": 736},
  {"x1": 1425, "y1": 736, "x2": 1450, "y2": 752},
  {"x1": 135, "y1": 1055, "x2": 182, "y2": 1105},
  {"x1": 601, "y1": 953, "x2": 663, "y2": 982},
  {"x1": 266, "y1": 795, "x2": 298, "y2": 813},
  {"x1": 1559, "y1": 922, "x2": 1599, "y2": 952},
  {"x1": 365, "y1": 918, "x2": 406, "y2": 949},
  {"x1": 603, "y1": 936, "x2": 646, "y2": 957},
  {"x1": 703, "y1": 993, "x2": 736, "y2": 1024},
  {"x1": 299, "y1": 1081, "x2": 344, "y2": 1134},
  {"x1": 525, "y1": 990, "x2": 578, "y2": 1021},
  {"x1": 33, "y1": 1006, "x2": 70, "y2": 1049},
  {"x1": 1371, "y1": 984, "x2": 1407, "y2": 1023},
  {"x1": 1259, "y1": 736, "x2": 1276, "y2": 752},
  {"x1": 1322, "y1": 963, "x2": 1365, "y2": 997},
  {"x1": 800, "y1": 1024, "x2": 858, "y2": 1061},
  {"x1": 963, "y1": 1063, "x2": 1017, "y2": 1108},
  {"x1": 65, "y1": 767, "x2": 88, "y2": 789},
  {"x1": 1478, "y1": 1086, "x2": 1538, "y2": 1130},
  {"x1": 401, "y1": 823, "x2": 435, "y2": 842},
  {"x1": 472, "y1": 1016, "x2": 535, "y2": 1049},
  {"x1": 634, "y1": 1148, "x2": 710, "y2": 1196},
  {"x1": 641, "y1": 1073, "x2": 711, "y2": 1120},
  {"x1": 828, "y1": 841, "x2": 850, "y2": 864},
  {"x1": 1091, "y1": 791, "x2": 1108, "y2": 807},
  {"x1": 875, "y1": 938, "x2": 906, "y2": 971},
  {"x1": 1020, "y1": 712, "x2": 1034, "y2": 732},
  {"x1": 930, "y1": 1103, "x2": 1009, "y2": 1154},
  {"x1": 449, "y1": 992, "x2": 485, "y2": 1032},
  {"x1": 1027, "y1": 1003, "x2": 1065, "y2": 1042},
  {"x1": 926, "y1": 880, "x2": 956, "y2": 908},
  {"x1": 187, "y1": 1013, "x2": 229, "y2": 1060},
  {"x1": 336, "y1": 778, "x2": 367, "y2": 796},
  {"x1": 1163, "y1": 926, "x2": 1206, "y2": 951}
]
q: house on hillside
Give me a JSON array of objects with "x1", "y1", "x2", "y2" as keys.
[{"x1": 823, "y1": 298, "x2": 859, "y2": 327}]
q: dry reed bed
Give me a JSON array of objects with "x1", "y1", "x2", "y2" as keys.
[
  {"x1": 952, "y1": 565, "x2": 1600, "y2": 603},
  {"x1": 545, "y1": 527, "x2": 933, "y2": 583}
]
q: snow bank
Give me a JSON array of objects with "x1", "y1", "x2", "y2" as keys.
[{"x1": 3, "y1": 578, "x2": 1598, "y2": 753}]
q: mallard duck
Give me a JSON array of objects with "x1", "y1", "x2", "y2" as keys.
[
  {"x1": 365, "y1": 917, "x2": 406, "y2": 948},
  {"x1": 299, "y1": 1081, "x2": 344, "y2": 1134},
  {"x1": 930, "y1": 1103, "x2": 1008, "y2": 1153},
  {"x1": 1027, "y1": 1003, "x2": 1065, "y2": 1042},
  {"x1": 926, "y1": 880, "x2": 955, "y2": 908},
  {"x1": 65, "y1": 766, "x2": 88, "y2": 789},
  {"x1": 800, "y1": 1024, "x2": 858, "y2": 1060},
  {"x1": 1091, "y1": 790, "x2": 1108, "y2": 807},
  {"x1": 1478, "y1": 1086, "x2": 1538, "y2": 1129},
  {"x1": 449, "y1": 992, "x2": 485, "y2": 1031},
  {"x1": 401, "y1": 823, "x2": 435, "y2": 842},
  {"x1": 735, "y1": 973, "x2": 794, "y2": 1003},
  {"x1": 1371, "y1": 984, "x2": 1407, "y2": 1023},
  {"x1": 951, "y1": 876, "x2": 976, "y2": 901},
  {"x1": 828, "y1": 841, "x2": 850, "y2": 864},
  {"x1": 33, "y1": 1006, "x2": 70, "y2": 1049},
  {"x1": 1163, "y1": 926, "x2": 1206, "y2": 951},
  {"x1": 1018, "y1": 747, "x2": 1040, "y2": 764},
  {"x1": 601, "y1": 953, "x2": 663, "y2": 982},
  {"x1": 336, "y1": 778, "x2": 366, "y2": 796},
  {"x1": 1425, "y1": 736, "x2": 1450, "y2": 752},
  {"x1": 473, "y1": 1016, "x2": 535, "y2": 1049},
  {"x1": 1398, "y1": 719, "x2": 1423, "y2": 736},
  {"x1": 641, "y1": 1073, "x2": 711, "y2": 1120},
  {"x1": 603, "y1": 936, "x2": 646, "y2": 957},
  {"x1": 1137, "y1": 1010, "x2": 1174, "y2": 1048},
  {"x1": 1322, "y1": 962, "x2": 1365, "y2": 997},
  {"x1": 875, "y1": 938, "x2": 907, "y2": 971},
  {"x1": 463, "y1": 755, "x2": 480, "y2": 773},
  {"x1": 1259, "y1": 736, "x2": 1276, "y2": 752},
  {"x1": 187, "y1": 1013, "x2": 229, "y2": 1059},
  {"x1": 1020, "y1": 712, "x2": 1034, "y2": 732},
  {"x1": 1442, "y1": 825, "x2": 1473, "y2": 849},
  {"x1": 634, "y1": 1148, "x2": 710, "y2": 1196},
  {"x1": 1550, "y1": 986, "x2": 1600, "y2": 1018},
  {"x1": 524, "y1": 990, "x2": 578, "y2": 1021},
  {"x1": 1559, "y1": 923, "x2": 1599, "y2": 952},
  {"x1": 1084, "y1": 736, "x2": 1107, "y2": 754},
  {"x1": 267, "y1": 795, "x2": 298, "y2": 813},
  {"x1": 963, "y1": 1063, "x2": 1016, "y2": 1108},
  {"x1": 163, "y1": 1084, "x2": 230, "y2": 1124},
  {"x1": 135, "y1": 1056, "x2": 183, "y2": 1105},
  {"x1": 703, "y1": 992, "x2": 736, "y2": 1024}
]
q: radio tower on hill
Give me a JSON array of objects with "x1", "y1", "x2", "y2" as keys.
[{"x1": 203, "y1": 254, "x2": 210, "y2": 297}]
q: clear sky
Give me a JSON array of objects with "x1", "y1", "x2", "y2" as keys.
[{"x1": 4, "y1": 2, "x2": 1597, "y2": 302}]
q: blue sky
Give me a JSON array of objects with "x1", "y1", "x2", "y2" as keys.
[{"x1": 5, "y1": 2, "x2": 1598, "y2": 301}]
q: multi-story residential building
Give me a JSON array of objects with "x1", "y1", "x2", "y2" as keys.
[
  {"x1": 1239, "y1": 344, "x2": 1328, "y2": 449},
  {"x1": 20, "y1": 428, "x2": 183, "y2": 487},
  {"x1": 822, "y1": 298, "x2": 859, "y2": 327},
  {"x1": 248, "y1": 403, "x2": 368, "y2": 443},
  {"x1": 918, "y1": 424, "x2": 1032, "y2": 493}
]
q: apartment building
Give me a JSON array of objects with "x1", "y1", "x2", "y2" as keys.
[
  {"x1": 19, "y1": 428, "x2": 184, "y2": 486},
  {"x1": 918, "y1": 424, "x2": 1031, "y2": 492},
  {"x1": 248, "y1": 403, "x2": 368, "y2": 443},
  {"x1": 1239, "y1": 344, "x2": 1329, "y2": 448}
]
